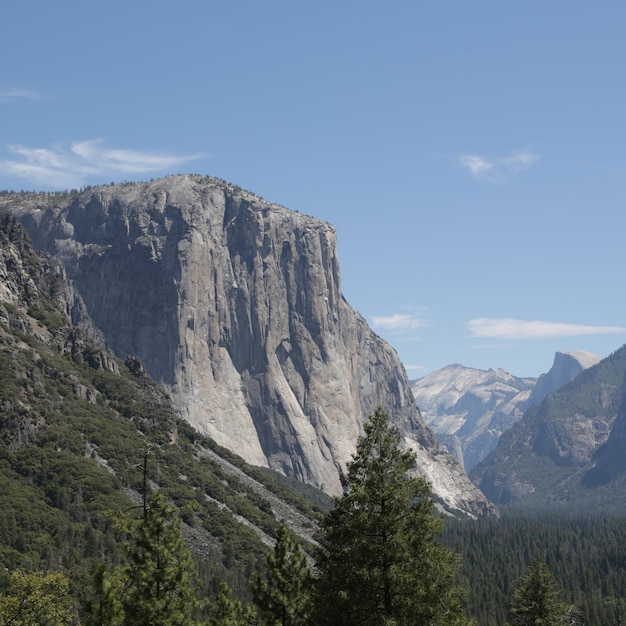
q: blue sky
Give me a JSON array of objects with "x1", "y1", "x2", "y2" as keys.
[{"x1": 2, "y1": 1, "x2": 626, "y2": 378}]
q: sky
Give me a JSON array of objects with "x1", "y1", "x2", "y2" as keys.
[{"x1": 2, "y1": 1, "x2": 626, "y2": 379}]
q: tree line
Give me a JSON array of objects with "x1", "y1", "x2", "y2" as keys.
[{"x1": 0, "y1": 409, "x2": 588, "y2": 625}]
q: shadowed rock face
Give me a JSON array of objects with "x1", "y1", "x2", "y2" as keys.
[{"x1": 2, "y1": 176, "x2": 494, "y2": 515}]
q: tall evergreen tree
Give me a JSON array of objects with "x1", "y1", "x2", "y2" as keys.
[
  {"x1": 508, "y1": 557, "x2": 570, "y2": 626},
  {"x1": 314, "y1": 407, "x2": 470, "y2": 626},
  {"x1": 252, "y1": 523, "x2": 312, "y2": 625},
  {"x1": 116, "y1": 490, "x2": 200, "y2": 626},
  {"x1": 84, "y1": 564, "x2": 124, "y2": 626}
]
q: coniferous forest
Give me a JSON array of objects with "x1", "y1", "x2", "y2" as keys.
[
  {"x1": 2, "y1": 213, "x2": 626, "y2": 624},
  {"x1": 445, "y1": 508, "x2": 626, "y2": 625}
]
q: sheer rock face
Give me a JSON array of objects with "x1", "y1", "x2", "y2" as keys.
[
  {"x1": 529, "y1": 350, "x2": 600, "y2": 406},
  {"x1": 2, "y1": 176, "x2": 494, "y2": 515},
  {"x1": 470, "y1": 346, "x2": 626, "y2": 506}
]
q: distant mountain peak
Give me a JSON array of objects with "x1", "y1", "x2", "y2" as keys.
[
  {"x1": 529, "y1": 350, "x2": 600, "y2": 405},
  {"x1": 412, "y1": 365, "x2": 535, "y2": 471},
  {"x1": 471, "y1": 345, "x2": 626, "y2": 507},
  {"x1": 413, "y1": 351, "x2": 601, "y2": 473}
]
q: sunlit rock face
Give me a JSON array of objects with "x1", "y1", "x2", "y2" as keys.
[
  {"x1": 412, "y1": 352, "x2": 600, "y2": 472},
  {"x1": 3, "y1": 175, "x2": 495, "y2": 516},
  {"x1": 412, "y1": 365, "x2": 535, "y2": 471},
  {"x1": 529, "y1": 351, "x2": 600, "y2": 406}
]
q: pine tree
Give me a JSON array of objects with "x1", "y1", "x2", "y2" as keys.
[
  {"x1": 84, "y1": 564, "x2": 124, "y2": 626},
  {"x1": 115, "y1": 490, "x2": 200, "y2": 626},
  {"x1": 252, "y1": 523, "x2": 312, "y2": 625},
  {"x1": 508, "y1": 557, "x2": 570, "y2": 625},
  {"x1": 207, "y1": 581, "x2": 257, "y2": 626},
  {"x1": 314, "y1": 407, "x2": 470, "y2": 626}
]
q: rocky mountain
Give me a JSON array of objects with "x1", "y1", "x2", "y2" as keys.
[
  {"x1": 470, "y1": 345, "x2": 626, "y2": 508},
  {"x1": 528, "y1": 350, "x2": 600, "y2": 405},
  {"x1": 584, "y1": 370, "x2": 626, "y2": 487},
  {"x1": 0, "y1": 176, "x2": 494, "y2": 517},
  {"x1": 0, "y1": 211, "x2": 333, "y2": 587},
  {"x1": 412, "y1": 366, "x2": 535, "y2": 471},
  {"x1": 412, "y1": 352, "x2": 600, "y2": 472}
]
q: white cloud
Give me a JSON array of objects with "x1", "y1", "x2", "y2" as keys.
[
  {"x1": 459, "y1": 150, "x2": 538, "y2": 182},
  {"x1": 404, "y1": 364, "x2": 426, "y2": 373},
  {"x1": 459, "y1": 154, "x2": 494, "y2": 177},
  {"x1": 372, "y1": 313, "x2": 429, "y2": 333},
  {"x1": 466, "y1": 318, "x2": 626, "y2": 340},
  {"x1": 0, "y1": 140, "x2": 205, "y2": 189},
  {"x1": 0, "y1": 87, "x2": 42, "y2": 102}
]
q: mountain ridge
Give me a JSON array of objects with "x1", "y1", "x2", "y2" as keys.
[
  {"x1": 470, "y1": 344, "x2": 626, "y2": 507},
  {"x1": 1, "y1": 177, "x2": 494, "y2": 517},
  {"x1": 412, "y1": 350, "x2": 601, "y2": 472},
  {"x1": 0, "y1": 211, "x2": 333, "y2": 587}
]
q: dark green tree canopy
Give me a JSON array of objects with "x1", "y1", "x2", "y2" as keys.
[
  {"x1": 252, "y1": 522, "x2": 312, "y2": 626},
  {"x1": 508, "y1": 557, "x2": 570, "y2": 626},
  {"x1": 314, "y1": 407, "x2": 470, "y2": 626},
  {"x1": 112, "y1": 490, "x2": 200, "y2": 626}
]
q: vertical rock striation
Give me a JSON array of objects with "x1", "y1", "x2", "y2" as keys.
[{"x1": 2, "y1": 176, "x2": 494, "y2": 515}]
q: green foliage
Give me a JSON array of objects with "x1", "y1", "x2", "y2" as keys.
[
  {"x1": 113, "y1": 491, "x2": 201, "y2": 625},
  {"x1": 26, "y1": 302, "x2": 66, "y2": 333},
  {"x1": 314, "y1": 408, "x2": 470, "y2": 626},
  {"x1": 206, "y1": 581, "x2": 257, "y2": 626},
  {"x1": 252, "y1": 523, "x2": 312, "y2": 625},
  {"x1": 84, "y1": 564, "x2": 124, "y2": 626},
  {"x1": 444, "y1": 507, "x2": 626, "y2": 625},
  {"x1": 508, "y1": 558, "x2": 570, "y2": 625},
  {"x1": 0, "y1": 570, "x2": 74, "y2": 626}
]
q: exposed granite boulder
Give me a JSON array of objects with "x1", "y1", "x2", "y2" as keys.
[{"x1": 1, "y1": 177, "x2": 494, "y2": 515}]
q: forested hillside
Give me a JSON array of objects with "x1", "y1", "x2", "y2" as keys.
[
  {"x1": 471, "y1": 344, "x2": 626, "y2": 508},
  {"x1": 0, "y1": 212, "x2": 328, "y2": 611},
  {"x1": 3, "y1": 211, "x2": 626, "y2": 625}
]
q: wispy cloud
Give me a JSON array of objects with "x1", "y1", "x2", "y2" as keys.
[
  {"x1": 466, "y1": 318, "x2": 626, "y2": 340},
  {"x1": 459, "y1": 150, "x2": 538, "y2": 182},
  {"x1": 404, "y1": 363, "x2": 426, "y2": 373},
  {"x1": 0, "y1": 87, "x2": 43, "y2": 102},
  {"x1": 0, "y1": 140, "x2": 205, "y2": 188},
  {"x1": 372, "y1": 313, "x2": 429, "y2": 333}
]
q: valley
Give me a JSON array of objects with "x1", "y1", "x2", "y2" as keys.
[{"x1": 2, "y1": 180, "x2": 626, "y2": 624}]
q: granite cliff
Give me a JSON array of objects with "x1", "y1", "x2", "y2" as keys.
[
  {"x1": 413, "y1": 352, "x2": 600, "y2": 472},
  {"x1": 528, "y1": 350, "x2": 600, "y2": 405},
  {"x1": 1, "y1": 176, "x2": 494, "y2": 515}
]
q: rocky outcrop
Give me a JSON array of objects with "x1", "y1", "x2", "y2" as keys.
[
  {"x1": 584, "y1": 372, "x2": 626, "y2": 486},
  {"x1": 412, "y1": 365, "x2": 535, "y2": 471},
  {"x1": 1, "y1": 177, "x2": 494, "y2": 516},
  {"x1": 529, "y1": 350, "x2": 600, "y2": 405},
  {"x1": 413, "y1": 353, "x2": 601, "y2": 473}
]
